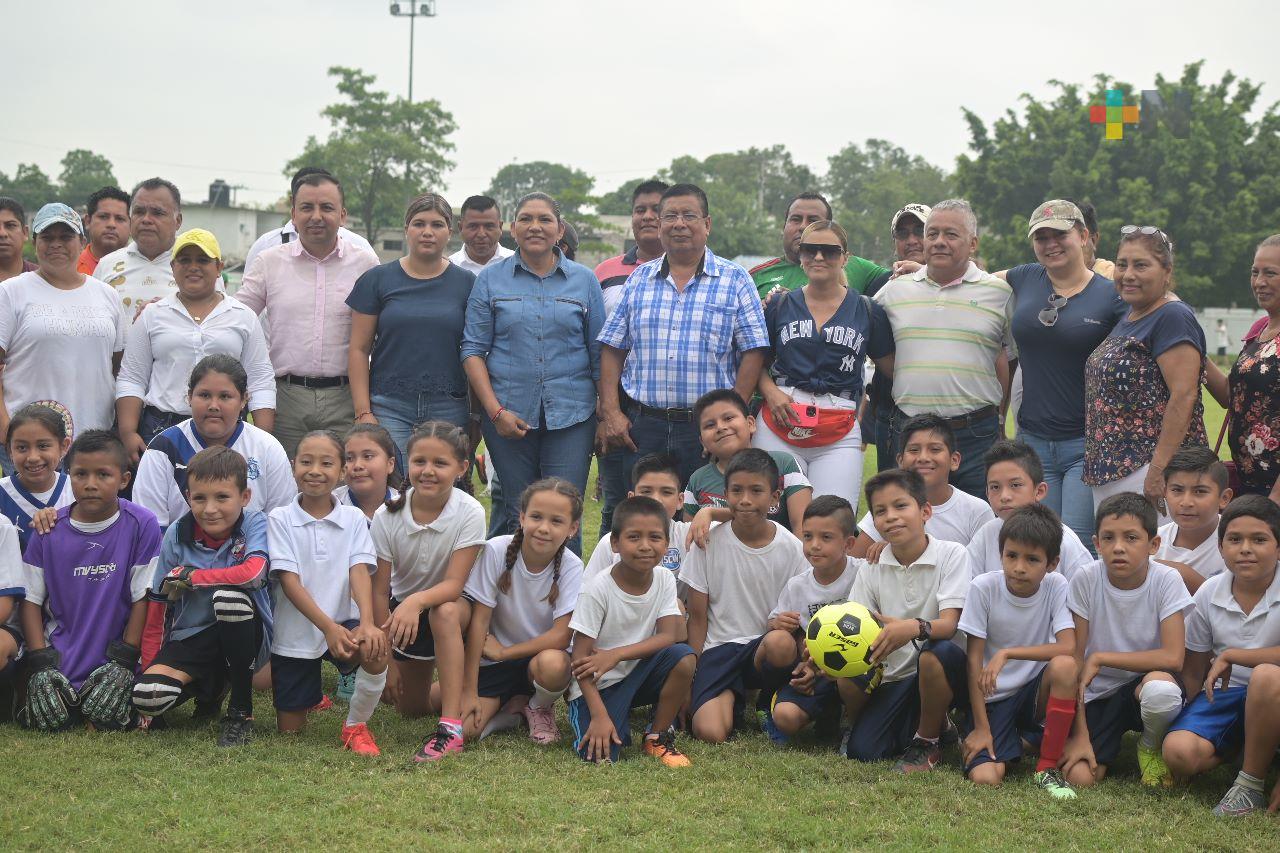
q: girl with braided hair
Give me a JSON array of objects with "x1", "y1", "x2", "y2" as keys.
[{"x1": 460, "y1": 477, "x2": 584, "y2": 745}]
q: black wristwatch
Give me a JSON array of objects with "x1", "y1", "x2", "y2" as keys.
[{"x1": 916, "y1": 618, "x2": 932, "y2": 642}]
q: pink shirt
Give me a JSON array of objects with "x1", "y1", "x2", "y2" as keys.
[{"x1": 235, "y1": 236, "x2": 378, "y2": 378}]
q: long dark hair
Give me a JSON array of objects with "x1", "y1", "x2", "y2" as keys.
[{"x1": 384, "y1": 421, "x2": 470, "y2": 514}]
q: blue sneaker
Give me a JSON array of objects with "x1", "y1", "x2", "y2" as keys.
[
  {"x1": 758, "y1": 695, "x2": 790, "y2": 746},
  {"x1": 336, "y1": 671, "x2": 356, "y2": 702}
]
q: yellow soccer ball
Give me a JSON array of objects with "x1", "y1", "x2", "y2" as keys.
[{"x1": 805, "y1": 601, "x2": 883, "y2": 679}]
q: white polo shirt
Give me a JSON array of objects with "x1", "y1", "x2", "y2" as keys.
[
  {"x1": 244, "y1": 224, "x2": 374, "y2": 275},
  {"x1": 267, "y1": 498, "x2": 376, "y2": 659},
  {"x1": 967, "y1": 515, "x2": 1093, "y2": 581},
  {"x1": 1155, "y1": 521, "x2": 1228, "y2": 582},
  {"x1": 859, "y1": 486, "x2": 994, "y2": 546},
  {"x1": 1186, "y1": 567, "x2": 1280, "y2": 689},
  {"x1": 846, "y1": 536, "x2": 971, "y2": 683},
  {"x1": 370, "y1": 487, "x2": 487, "y2": 600},
  {"x1": 115, "y1": 293, "x2": 276, "y2": 416},
  {"x1": 447, "y1": 244, "x2": 513, "y2": 276},
  {"x1": 93, "y1": 243, "x2": 176, "y2": 312}
]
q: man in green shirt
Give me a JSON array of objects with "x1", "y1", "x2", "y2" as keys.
[{"x1": 749, "y1": 192, "x2": 889, "y2": 299}]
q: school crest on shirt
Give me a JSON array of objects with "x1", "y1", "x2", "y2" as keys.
[
  {"x1": 661, "y1": 547, "x2": 680, "y2": 572},
  {"x1": 231, "y1": 534, "x2": 247, "y2": 562},
  {"x1": 246, "y1": 458, "x2": 261, "y2": 481}
]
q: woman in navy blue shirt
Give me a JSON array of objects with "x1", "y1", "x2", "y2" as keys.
[
  {"x1": 754, "y1": 221, "x2": 894, "y2": 507},
  {"x1": 347, "y1": 193, "x2": 476, "y2": 459},
  {"x1": 997, "y1": 200, "x2": 1124, "y2": 545},
  {"x1": 461, "y1": 192, "x2": 604, "y2": 552}
]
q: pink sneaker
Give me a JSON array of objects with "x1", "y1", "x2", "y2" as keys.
[
  {"x1": 412, "y1": 723, "x2": 464, "y2": 762},
  {"x1": 521, "y1": 703, "x2": 560, "y2": 744}
]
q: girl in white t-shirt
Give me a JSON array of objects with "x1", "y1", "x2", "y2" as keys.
[
  {"x1": 337, "y1": 423, "x2": 401, "y2": 521},
  {"x1": 462, "y1": 477, "x2": 584, "y2": 745},
  {"x1": 0, "y1": 404, "x2": 74, "y2": 551},
  {"x1": 371, "y1": 422, "x2": 487, "y2": 762}
]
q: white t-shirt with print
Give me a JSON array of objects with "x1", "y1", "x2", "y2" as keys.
[
  {"x1": 770, "y1": 559, "x2": 863, "y2": 623},
  {"x1": 859, "y1": 485, "x2": 993, "y2": 546},
  {"x1": 568, "y1": 568, "x2": 681, "y2": 699},
  {"x1": 967, "y1": 516, "x2": 1092, "y2": 582},
  {"x1": 583, "y1": 520, "x2": 692, "y2": 583},
  {"x1": 1155, "y1": 521, "x2": 1228, "y2": 582},
  {"x1": 370, "y1": 488, "x2": 487, "y2": 600},
  {"x1": 464, "y1": 534, "x2": 584, "y2": 663},
  {"x1": 1185, "y1": 567, "x2": 1280, "y2": 689}
]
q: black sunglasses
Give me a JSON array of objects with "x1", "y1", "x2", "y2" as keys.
[{"x1": 798, "y1": 242, "x2": 846, "y2": 260}]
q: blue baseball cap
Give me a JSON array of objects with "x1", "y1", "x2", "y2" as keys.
[{"x1": 32, "y1": 203, "x2": 84, "y2": 237}]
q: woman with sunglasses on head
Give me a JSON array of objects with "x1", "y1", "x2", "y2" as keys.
[
  {"x1": 1083, "y1": 225, "x2": 1207, "y2": 519},
  {"x1": 994, "y1": 200, "x2": 1124, "y2": 546},
  {"x1": 753, "y1": 221, "x2": 894, "y2": 506}
]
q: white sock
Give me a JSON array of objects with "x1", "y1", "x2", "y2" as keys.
[
  {"x1": 345, "y1": 666, "x2": 387, "y2": 727},
  {"x1": 528, "y1": 679, "x2": 563, "y2": 711},
  {"x1": 479, "y1": 706, "x2": 523, "y2": 739},
  {"x1": 1137, "y1": 679, "x2": 1183, "y2": 750}
]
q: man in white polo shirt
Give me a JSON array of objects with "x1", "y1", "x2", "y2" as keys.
[
  {"x1": 447, "y1": 195, "x2": 513, "y2": 275},
  {"x1": 874, "y1": 198, "x2": 1015, "y2": 499},
  {"x1": 94, "y1": 177, "x2": 183, "y2": 314}
]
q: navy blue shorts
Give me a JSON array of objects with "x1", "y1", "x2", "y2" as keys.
[
  {"x1": 845, "y1": 639, "x2": 967, "y2": 762},
  {"x1": 1169, "y1": 686, "x2": 1248, "y2": 757},
  {"x1": 477, "y1": 657, "x2": 535, "y2": 702},
  {"x1": 389, "y1": 596, "x2": 436, "y2": 662},
  {"x1": 270, "y1": 620, "x2": 360, "y2": 711},
  {"x1": 568, "y1": 643, "x2": 694, "y2": 762},
  {"x1": 959, "y1": 669, "x2": 1045, "y2": 770},
  {"x1": 689, "y1": 636, "x2": 765, "y2": 718},
  {"x1": 773, "y1": 676, "x2": 840, "y2": 721},
  {"x1": 1082, "y1": 673, "x2": 1183, "y2": 766}
]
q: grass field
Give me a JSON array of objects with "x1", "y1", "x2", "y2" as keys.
[{"x1": 5, "y1": 393, "x2": 1277, "y2": 850}]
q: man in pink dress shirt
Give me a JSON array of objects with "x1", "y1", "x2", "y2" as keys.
[{"x1": 235, "y1": 173, "x2": 378, "y2": 458}]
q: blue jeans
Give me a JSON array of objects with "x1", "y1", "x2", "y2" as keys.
[
  {"x1": 372, "y1": 389, "x2": 470, "y2": 469},
  {"x1": 139, "y1": 406, "x2": 187, "y2": 445},
  {"x1": 598, "y1": 447, "x2": 631, "y2": 536},
  {"x1": 873, "y1": 405, "x2": 895, "y2": 472},
  {"x1": 619, "y1": 410, "x2": 706, "y2": 494},
  {"x1": 1021, "y1": 431, "x2": 1094, "y2": 553},
  {"x1": 887, "y1": 408, "x2": 999, "y2": 500},
  {"x1": 480, "y1": 416, "x2": 595, "y2": 555}
]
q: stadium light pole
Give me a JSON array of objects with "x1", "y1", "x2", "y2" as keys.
[{"x1": 388, "y1": 2, "x2": 437, "y2": 191}]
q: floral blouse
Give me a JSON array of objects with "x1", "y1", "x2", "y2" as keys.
[
  {"x1": 1228, "y1": 321, "x2": 1280, "y2": 495},
  {"x1": 1083, "y1": 301, "x2": 1207, "y2": 485}
]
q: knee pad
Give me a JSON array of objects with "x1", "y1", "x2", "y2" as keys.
[
  {"x1": 133, "y1": 673, "x2": 184, "y2": 716},
  {"x1": 212, "y1": 589, "x2": 255, "y2": 623},
  {"x1": 1139, "y1": 679, "x2": 1183, "y2": 716}
]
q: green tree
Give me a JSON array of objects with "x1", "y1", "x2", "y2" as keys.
[
  {"x1": 0, "y1": 163, "x2": 58, "y2": 214},
  {"x1": 825, "y1": 139, "x2": 952, "y2": 264},
  {"x1": 57, "y1": 149, "x2": 117, "y2": 207},
  {"x1": 596, "y1": 177, "x2": 663, "y2": 216},
  {"x1": 956, "y1": 62, "x2": 1280, "y2": 306},
  {"x1": 286, "y1": 66, "x2": 456, "y2": 243},
  {"x1": 485, "y1": 161, "x2": 595, "y2": 220}
]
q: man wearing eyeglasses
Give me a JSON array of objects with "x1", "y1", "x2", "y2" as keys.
[
  {"x1": 875, "y1": 199, "x2": 1015, "y2": 498},
  {"x1": 93, "y1": 178, "x2": 184, "y2": 314},
  {"x1": 597, "y1": 183, "x2": 769, "y2": 486}
]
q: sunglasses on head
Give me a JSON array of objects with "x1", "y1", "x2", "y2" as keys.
[
  {"x1": 798, "y1": 242, "x2": 845, "y2": 260},
  {"x1": 1121, "y1": 225, "x2": 1175, "y2": 252}
]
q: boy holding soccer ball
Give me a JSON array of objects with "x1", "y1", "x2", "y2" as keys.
[
  {"x1": 957, "y1": 504, "x2": 1080, "y2": 799},
  {"x1": 841, "y1": 468, "x2": 970, "y2": 770}
]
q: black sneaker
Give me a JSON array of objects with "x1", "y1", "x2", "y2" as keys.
[{"x1": 217, "y1": 715, "x2": 254, "y2": 748}]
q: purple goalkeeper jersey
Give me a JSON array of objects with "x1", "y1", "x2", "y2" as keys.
[{"x1": 22, "y1": 500, "x2": 162, "y2": 688}]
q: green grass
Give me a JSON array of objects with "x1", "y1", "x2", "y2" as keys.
[{"x1": 3, "y1": 392, "x2": 1262, "y2": 849}]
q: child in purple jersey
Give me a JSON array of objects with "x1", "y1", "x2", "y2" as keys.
[{"x1": 18, "y1": 430, "x2": 162, "y2": 731}]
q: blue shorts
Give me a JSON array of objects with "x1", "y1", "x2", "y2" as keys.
[
  {"x1": 959, "y1": 669, "x2": 1045, "y2": 770},
  {"x1": 689, "y1": 636, "x2": 765, "y2": 718},
  {"x1": 845, "y1": 639, "x2": 967, "y2": 762},
  {"x1": 568, "y1": 643, "x2": 694, "y2": 762},
  {"x1": 1168, "y1": 687, "x2": 1248, "y2": 757},
  {"x1": 773, "y1": 676, "x2": 840, "y2": 721},
  {"x1": 389, "y1": 596, "x2": 436, "y2": 662},
  {"x1": 477, "y1": 657, "x2": 535, "y2": 703},
  {"x1": 270, "y1": 620, "x2": 361, "y2": 711},
  {"x1": 1083, "y1": 674, "x2": 1182, "y2": 766}
]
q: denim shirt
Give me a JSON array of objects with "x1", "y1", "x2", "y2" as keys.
[{"x1": 461, "y1": 249, "x2": 604, "y2": 430}]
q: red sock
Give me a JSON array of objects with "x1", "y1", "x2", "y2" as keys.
[{"x1": 1037, "y1": 695, "x2": 1076, "y2": 772}]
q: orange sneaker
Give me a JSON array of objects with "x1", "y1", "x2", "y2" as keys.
[
  {"x1": 341, "y1": 722, "x2": 381, "y2": 757},
  {"x1": 311, "y1": 695, "x2": 333, "y2": 713},
  {"x1": 642, "y1": 730, "x2": 691, "y2": 767}
]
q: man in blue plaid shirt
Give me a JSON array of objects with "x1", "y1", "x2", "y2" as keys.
[{"x1": 597, "y1": 183, "x2": 769, "y2": 486}]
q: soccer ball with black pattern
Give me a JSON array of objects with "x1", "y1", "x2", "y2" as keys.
[{"x1": 805, "y1": 601, "x2": 882, "y2": 679}]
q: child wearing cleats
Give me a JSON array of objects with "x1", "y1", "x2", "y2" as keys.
[
  {"x1": 1062, "y1": 493, "x2": 1193, "y2": 789},
  {"x1": 134, "y1": 446, "x2": 270, "y2": 747},
  {"x1": 267, "y1": 432, "x2": 388, "y2": 754},
  {"x1": 569, "y1": 496, "x2": 695, "y2": 766},
  {"x1": 1162, "y1": 495, "x2": 1280, "y2": 817},
  {"x1": 462, "y1": 478, "x2": 583, "y2": 744},
  {"x1": 1154, "y1": 447, "x2": 1231, "y2": 593},
  {"x1": 957, "y1": 504, "x2": 1079, "y2": 799}
]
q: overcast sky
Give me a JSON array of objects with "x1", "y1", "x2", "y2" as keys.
[{"x1": 3, "y1": 0, "x2": 1277, "y2": 210}]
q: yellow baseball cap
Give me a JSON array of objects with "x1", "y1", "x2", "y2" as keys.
[{"x1": 171, "y1": 228, "x2": 222, "y2": 260}]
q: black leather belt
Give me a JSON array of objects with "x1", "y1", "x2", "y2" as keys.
[
  {"x1": 280, "y1": 374, "x2": 349, "y2": 389},
  {"x1": 940, "y1": 405, "x2": 998, "y2": 428},
  {"x1": 632, "y1": 402, "x2": 695, "y2": 423}
]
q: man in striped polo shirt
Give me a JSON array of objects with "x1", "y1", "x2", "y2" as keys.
[{"x1": 874, "y1": 198, "x2": 1014, "y2": 498}]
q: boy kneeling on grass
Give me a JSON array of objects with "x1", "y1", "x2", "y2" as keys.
[
  {"x1": 1162, "y1": 495, "x2": 1280, "y2": 817},
  {"x1": 957, "y1": 503, "x2": 1079, "y2": 799}
]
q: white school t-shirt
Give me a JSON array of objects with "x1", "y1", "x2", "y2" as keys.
[
  {"x1": 770, "y1": 559, "x2": 864, "y2": 622},
  {"x1": 957, "y1": 571, "x2": 1074, "y2": 702},
  {"x1": 583, "y1": 520, "x2": 693, "y2": 584},
  {"x1": 1185, "y1": 567, "x2": 1280, "y2": 689},
  {"x1": 370, "y1": 487, "x2": 487, "y2": 600},
  {"x1": 267, "y1": 498, "x2": 376, "y2": 659},
  {"x1": 858, "y1": 486, "x2": 994, "y2": 546},
  {"x1": 846, "y1": 536, "x2": 971, "y2": 683},
  {"x1": 967, "y1": 516, "x2": 1092, "y2": 582},
  {"x1": 0, "y1": 272, "x2": 125, "y2": 436},
  {"x1": 464, "y1": 534, "x2": 584, "y2": 663},
  {"x1": 1067, "y1": 560, "x2": 1194, "y2": 702},
  {"x1": 680, "y1": 521, "x2": 809, "y2": 650},
  {"x1": 1155, "y1": 521, "x2": 1228, "y2": 582},
  {"x1": 568, "y1": 568, "x2": 681, "y2": 699}
]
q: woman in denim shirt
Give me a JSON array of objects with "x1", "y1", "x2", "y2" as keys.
[{"x1": 461, "y1": 192, "x2": 604, "y2": 552}]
